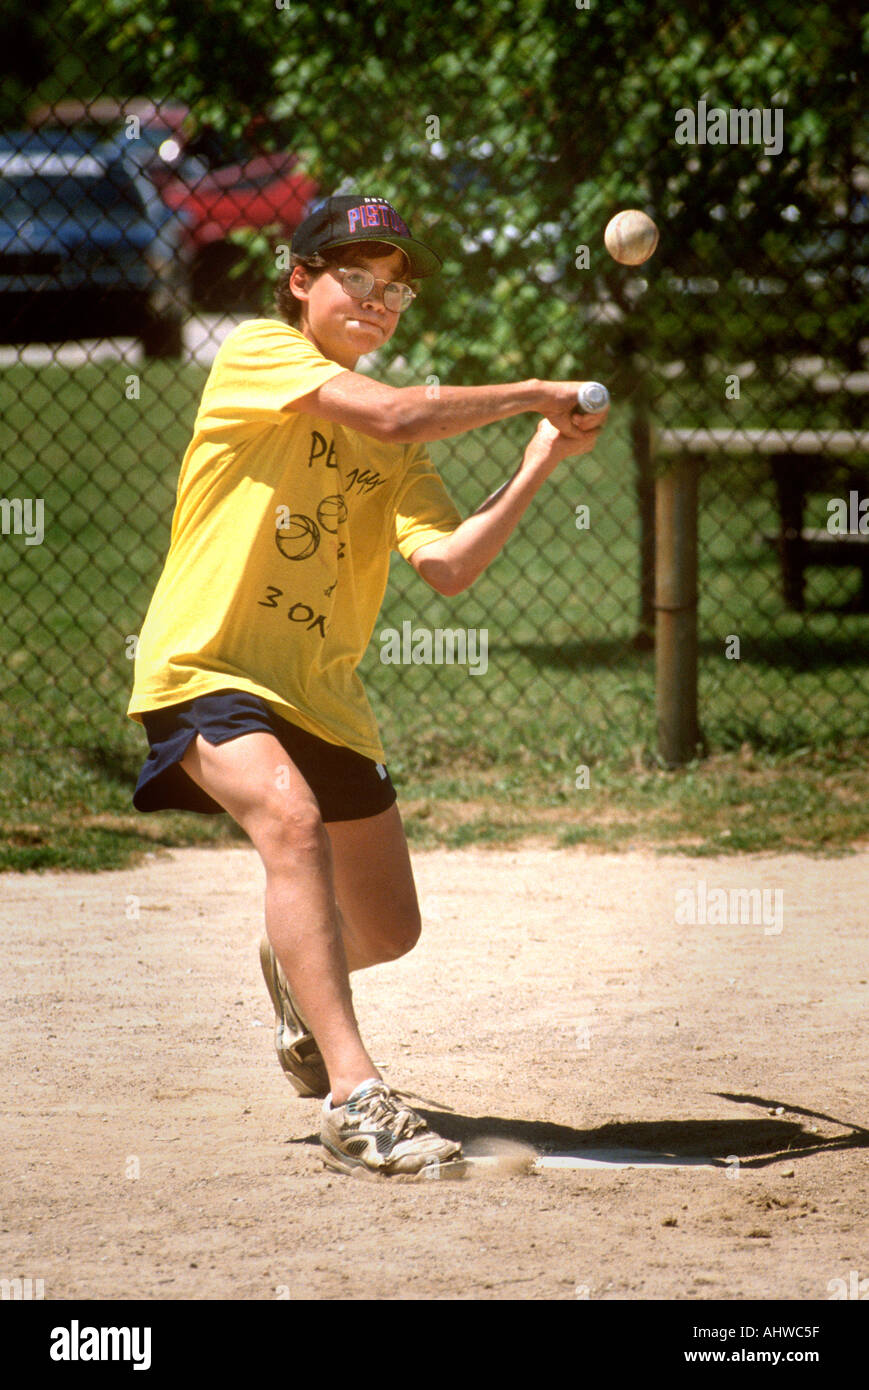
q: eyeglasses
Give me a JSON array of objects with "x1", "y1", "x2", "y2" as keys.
[{"x1": 332, "y1": 266, "x2": 416, "y2": 312}]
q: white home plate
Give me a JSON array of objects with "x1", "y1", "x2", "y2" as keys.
[
  {"x1": 535, "y1": 1149, "x2": 723, "y2": 1171},
  {"x1": 450, "y1": 1138, "x2": 725, "y2": 1176},
  {"x1": 416, "y1": 1144, "x2": 725, "y2": 1179}
]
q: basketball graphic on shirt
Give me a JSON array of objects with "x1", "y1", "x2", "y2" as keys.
[
  {"x1": 317, "y1": 494, "x2": 348, "y2": 534},
  {"x1": 275, "y1": 513, "x2": 320, "y2": 561}
]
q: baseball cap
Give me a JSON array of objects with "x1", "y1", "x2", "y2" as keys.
[{"x1": 291, "y1": 195, "x2": 442, "y2": 278}]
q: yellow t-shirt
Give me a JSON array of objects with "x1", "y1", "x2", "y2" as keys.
[{"x1": 127, "y1": 318, "x2": 463, "y2": 763}]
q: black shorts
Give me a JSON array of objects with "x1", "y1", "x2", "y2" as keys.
[{"x1": 132, "y1": 689, "x2": 397, "y2": 823}]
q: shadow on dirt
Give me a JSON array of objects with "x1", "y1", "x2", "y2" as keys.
[{"x1": 288, "y1": 1091, "x2": 867, "y2": 1170}]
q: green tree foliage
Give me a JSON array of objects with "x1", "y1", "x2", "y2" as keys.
[
  {"x1": 52, "y1": 0, "x2": 869, "y2": 395},
  {"x1": 0, "y1": 2, "x2": 66, "y2": 126}
]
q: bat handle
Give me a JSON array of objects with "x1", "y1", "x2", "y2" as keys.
[{"x1": 576, "y1": 382, "x2": 610, "y2": 413}]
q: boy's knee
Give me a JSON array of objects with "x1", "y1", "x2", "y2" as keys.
[
  {"x1": 378, "y1": 907, "x2": 422, "y2": 961},
  {"x1": 254, "y1": 795, "x2": 328, "y2": 862}
]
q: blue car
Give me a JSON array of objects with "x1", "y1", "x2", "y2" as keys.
[{"x1": 0, "y1": 130, "x2": 190, "y2": 357}]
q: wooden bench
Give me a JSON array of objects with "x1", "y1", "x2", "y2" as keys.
[
  {"x1": 655, "y1": 427, "x2": 869, "y2": 611},
  {"x1": 774, "y1": 529, "x2": 869, "y2": 610}
]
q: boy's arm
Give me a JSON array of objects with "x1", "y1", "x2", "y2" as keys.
[
  {"x1": 408, "y1": 418, "x2": 603, "y2": 597},
  {"x1": 289, "y1": 369, "x2": 604, "y2": 444}
]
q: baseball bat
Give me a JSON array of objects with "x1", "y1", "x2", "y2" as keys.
[{"x1": 575, "y1": 382, "x2": 610, "y2": 413}]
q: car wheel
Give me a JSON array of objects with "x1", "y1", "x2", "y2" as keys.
[
  {"x1": 141, "y1": 313, "x2": 184, "y2": 359},
  {"x1": 193, "y1": 242, "x2": 266, "y2": 311}
]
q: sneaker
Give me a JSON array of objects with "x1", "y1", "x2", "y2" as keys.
[
  {"x1": 259, "y1": 936, "x2": 329, "y2": 1099},
  {"x1": 321, "y1": 1079, "x2": 465, "y2": 1177}
]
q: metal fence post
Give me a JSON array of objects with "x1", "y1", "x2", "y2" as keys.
[
  {"x1": 629, "y1": 365, "x2": 655, "y2": 651},
  {"x1": 655, "y1": 452, "x2": 700, "y2": 765}
]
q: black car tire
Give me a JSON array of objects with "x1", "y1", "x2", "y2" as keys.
[
  {"x1": 141, "y1": 312, "x2": 184, "y2": 359},
  {"x1": 193, "y1": 241, "x2": 266, "y2": 311}
]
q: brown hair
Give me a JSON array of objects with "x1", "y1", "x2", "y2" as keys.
[{"x1": 274, "y1": 241, "x2": 414, "y2": 327}]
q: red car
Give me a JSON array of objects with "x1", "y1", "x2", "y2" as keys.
[
  {"x1": 29, "y1": 100, "x2": 319, "y2": 310},
  {"x1": 161, "y1": 148, "x2": 318, "y2": 308}
]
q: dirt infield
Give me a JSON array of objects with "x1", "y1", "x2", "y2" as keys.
[{"x1": 2, "y1": 844, "x2": 866, "y2": 1301}]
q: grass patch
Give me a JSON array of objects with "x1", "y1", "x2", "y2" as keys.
[
  {"x1": 397, "y1": 744, "x2": 868, "y2": 857},
  {"x1": 0, "y1": 745, "x2": 244, "y2": 872}
]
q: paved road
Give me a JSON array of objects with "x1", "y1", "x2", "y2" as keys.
[
  {"x1": 0, "y1": 314, "x2": 249, "y2": 368},
  {"x1": 0, "y1": 315, "x2": 385, "y2": 373}
]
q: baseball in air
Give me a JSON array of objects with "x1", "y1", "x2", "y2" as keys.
[{"x1": 604, "y1": 209, "x2": 659, "y2": 266}]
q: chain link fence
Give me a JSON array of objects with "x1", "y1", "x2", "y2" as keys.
[{"x1": 1, "y1": 3, "x2": 867, "y2": 784}]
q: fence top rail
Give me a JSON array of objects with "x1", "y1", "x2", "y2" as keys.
[
  {"x1": 655, "y1": 428, "x2": 869, "y2": 456},
  {"x1": 799, "y1": 528, "x2": 869, "y2": 545}
]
